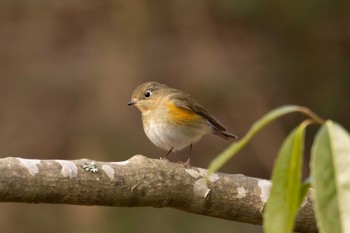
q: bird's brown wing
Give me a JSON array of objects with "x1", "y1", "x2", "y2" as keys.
[{"x1": 169, "y1": 91, "x2": 237, "y2": 140}]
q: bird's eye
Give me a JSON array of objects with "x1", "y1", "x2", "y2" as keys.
[{"x1": 144, "y1": 90, "x2": 152, "y2": 98}]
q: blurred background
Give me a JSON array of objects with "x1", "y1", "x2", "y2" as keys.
[{"x1": 0, "y1": 1, "x2": 349, "y2": 232}]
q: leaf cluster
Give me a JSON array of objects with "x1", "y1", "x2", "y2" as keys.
[{"x1": 208, "y1": 105, "x2": 350, "y2": 233}]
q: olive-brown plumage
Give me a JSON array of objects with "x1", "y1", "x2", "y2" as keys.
[{"x1": 128, "y1": 81, "x2": 237, "y2": 163}]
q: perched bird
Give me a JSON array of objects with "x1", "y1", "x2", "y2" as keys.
[{"x1": 127, "y1": 81, "x2": 237, "y2": 164}]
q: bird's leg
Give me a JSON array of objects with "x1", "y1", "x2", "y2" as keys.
[
  {"x1": 184, "y1": 144, "x2": 192, "y2": 166},
  {"x1": 161, "y1": 147, "x2": 174, "y2": 160}
]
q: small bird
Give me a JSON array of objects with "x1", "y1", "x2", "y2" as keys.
[{"x1": 127, "y1": 81, "x2": 237, "y2": 164}]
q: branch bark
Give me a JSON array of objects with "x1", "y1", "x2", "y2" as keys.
[{"x1": 0, "y1": 155, "x2": 317, "y2": 232}]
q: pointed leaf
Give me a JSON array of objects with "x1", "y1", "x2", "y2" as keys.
[
  {"x1": 263, "y1": 121, "x2": 310, "y2": 233},
  {"x1": 311, "y1": 121, "x2": 350, "y2": 233},
  {"x1": 208, "y1": 105, "x2": 303, "y2": 175}
]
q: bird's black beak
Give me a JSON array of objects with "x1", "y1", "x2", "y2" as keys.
[{"x1": 127, "y1": 100, "x2": 136, "y2": 106}]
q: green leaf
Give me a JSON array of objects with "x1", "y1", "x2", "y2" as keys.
[
  {"x1": 311, "y1": 121, "x2": 350, "y2": 233},
  {"x1": 263, "y1": 121, "x2": 310, "y2": 233},
  {"x1": 207, "y1": 105, "x2": 324, "y2": 176},
  {"x1": 208, "y1": 105, "x2": 312, "y2": 176},
  {"x1": 299, "y1": 178, "x2": 311, "y2": 207}
]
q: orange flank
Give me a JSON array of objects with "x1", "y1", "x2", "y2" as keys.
[{"x1": 167, "y1": 102, "x2": 202, "y2": 125}]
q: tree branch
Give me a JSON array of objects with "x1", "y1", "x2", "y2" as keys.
[{"x1": 0, "y1": 155, "x2": 317, "y2": 232}]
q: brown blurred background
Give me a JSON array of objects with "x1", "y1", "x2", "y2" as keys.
[{"x1": 0, "y1": 1, "x2": 349, "y2": 232}]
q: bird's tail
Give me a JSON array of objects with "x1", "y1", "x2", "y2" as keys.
[{"x1": 213, "y1": 130, "x2": 238, "y2": 140}]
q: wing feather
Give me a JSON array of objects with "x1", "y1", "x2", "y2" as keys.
[{"x1": 169, "y1": 91, "x2": 237, "y2": 140}]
